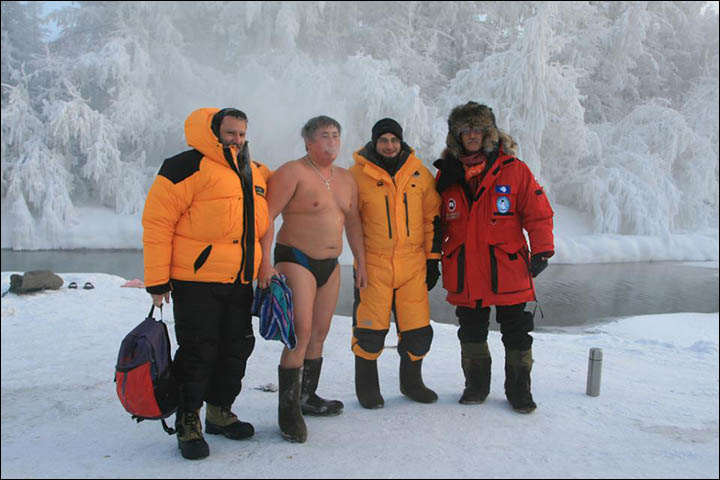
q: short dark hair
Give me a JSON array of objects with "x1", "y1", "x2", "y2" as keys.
[
  {"x1": 211, "y1": 108, "x2": 248, "y2": 138},
  {"x1": 301, "y1": 116, "x2": 342, "y2": 141}
]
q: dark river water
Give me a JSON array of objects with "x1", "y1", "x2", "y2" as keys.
[{"x1": 2, "y1": 249, "x2": 718, "y2": 329}]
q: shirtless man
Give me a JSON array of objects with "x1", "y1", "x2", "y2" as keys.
[{"x1": 259, "y1": 115, "x2": 367, "y2": 443}]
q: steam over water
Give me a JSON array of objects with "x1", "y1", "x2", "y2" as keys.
[{"x1": 2, "y1": 250, "x2": 717, "y2": 328}]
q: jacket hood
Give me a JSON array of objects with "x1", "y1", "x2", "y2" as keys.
[
  {"x1": 446, "y1": 102, "x2": 518, "y2": 158},
  {"x1": 184, "y1": 108, "x2": 247, "y2": 166}
]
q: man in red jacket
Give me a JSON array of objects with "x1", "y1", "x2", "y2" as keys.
[{"x1": 433, "y1": 102, "x2": 554, "y2": 413}]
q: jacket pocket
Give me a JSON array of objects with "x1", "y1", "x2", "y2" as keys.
[
  {"x1": 489, "y1": 243, "x2": 531, "y2": 294},
  {"x1": 441, "y1": 244, "x2": 465, "y2": 294},
  {"x1": 194, "y1": 245, "x2": 213, "y2": 273}
]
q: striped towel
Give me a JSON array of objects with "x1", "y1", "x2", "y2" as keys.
[{"x1": 252, "y1": 274, "x2": 296, "y2": 350}]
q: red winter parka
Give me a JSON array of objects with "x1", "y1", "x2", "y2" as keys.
[{"x1": 433, "y1": 147, "x2": 554, "y2": 308}]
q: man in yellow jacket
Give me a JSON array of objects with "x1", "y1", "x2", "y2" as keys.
[
  {"x1": 142, "y1": 108, "x2": 270, "y2": 460},
  {"x1": 350, "y1": 118, "x2": 443, "y2": 408}
]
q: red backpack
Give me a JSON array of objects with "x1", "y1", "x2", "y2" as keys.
[{"x1": 115, "y1": 305, "x2": 178, "y2": 434}]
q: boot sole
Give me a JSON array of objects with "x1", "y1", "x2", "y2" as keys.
[
  {"x1": 301, "y1": 408, "x2": 343, "y2": 417},
  {"x1": 358, "y1": 400, "x2": 384, "y2": 409},
  {"x1": 513, "y1": 406, "x2": 537, "y2": 414},
  {"x1": 281, "y1": 432, "x2": 307, "y2": 443},
  {"x1": 178, "y1": 441, "x2": 209, "y2": 460},
  {"x1": 400, "y1": 387, "x2": 438, "y2": 403},
  {"x1": 205, "y1": 421, "x2": 255, "y2": 439}
]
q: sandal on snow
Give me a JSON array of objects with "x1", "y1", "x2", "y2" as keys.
[
  {"x1": 83, "y1": 282, "x2": 95, "y2": 290},
  {"x1": 68, "y1": 282, "x2": 78, "y2": 289}
]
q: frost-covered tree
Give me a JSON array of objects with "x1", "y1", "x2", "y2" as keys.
[
  {"x1": 1, "y1": 1, "x2": 718, "y2": 249},
  {"x1": 0, "y1": 1, "x2": 45, "y2": 85}
]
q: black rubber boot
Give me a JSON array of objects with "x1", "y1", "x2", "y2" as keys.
[
  {"x1": 399, "y1": 356, "x2": 438, "y2": 404},
  {"x1": 504, "y1": 349, "x2": 537, "y2": 413},
  {"x1": 301, "y1": 357, "x2": 344, "y2": 416},
  {"x1": 459, "y1": 342, "x2": 491, "y2": 404},
  {"x1": 355, "y1": 356, "x2": 384, "y2": 409},
  {"x1": 278, "y1": 366, "x2": 307, "y2": 443},
  {"x1": 175, "y1": 409, "x2": 209, "y2": 460},
  {"x1": 205, "y1": 403, "x2": 254, "y2": 439}
]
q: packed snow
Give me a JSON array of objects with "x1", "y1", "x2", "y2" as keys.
[{"x1": 1, "y1": 272, "x2": 717, "y2": 478}]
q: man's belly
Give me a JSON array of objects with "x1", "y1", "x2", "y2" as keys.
[{"x1": 276, "y1": 212, "x2": 344, "y2": 260}]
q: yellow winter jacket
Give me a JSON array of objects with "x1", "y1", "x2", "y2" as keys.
[
  {"x1": 142, "y1": 108, "x2": 270, "y2": 290},
  {"x1": 351, "y1": 144, "x2": 441, "y2": 264}
]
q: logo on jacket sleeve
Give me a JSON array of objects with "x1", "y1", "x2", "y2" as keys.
[
  {"x1": 255, "y1": 185, "x2": 266, "y2": 197},
  {"x1": 446, "y1": 198, "x2": 460, "y2": 220},
  {"x1": 496, "y1": 196, "x2": 511, "y2": 214},
  {"x1": 496, "y1": 185, "x2": 511, "y2": 194}
]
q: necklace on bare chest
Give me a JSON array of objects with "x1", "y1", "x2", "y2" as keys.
[{"x1": 306, "y1": 156, "x2": 333, "y2": 190}]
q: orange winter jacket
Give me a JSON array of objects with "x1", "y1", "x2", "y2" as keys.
[
  {"x1": 351, "y1": 144, "x2": 441, "y2": 265},
  {"x1": 142, "y1": 108, "x2": 270, "y2": 291}
]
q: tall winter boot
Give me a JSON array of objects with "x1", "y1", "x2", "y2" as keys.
[
  {"x1": 399, "y1": 356, "x2": 438, "y2": 404},
  {"x1": 504, "y1": 348, "x2": 537, "y2": 413},
  {"x1": 278, "y1": 366, "x2": 308, "y2": 443},
  {"x1": 459, "y1": 342, "x2": 492, "y2": 404},
  {"x1": 355, "y1": 356, "x2": 384, "y2": 409},
  {"x1": 205, "y1": 403, "x2": 255, "y2": 439},
  {"x1": 175, "y1": 408, "x2": 209, "y2": 460},
  {"x1": 301, "y1": 357, "x2": 344, "y2": 416}
]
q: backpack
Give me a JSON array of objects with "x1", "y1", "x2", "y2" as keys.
[
  {"x1": 2, "y1": 270, "x2": 64, "y2": 297},
  {"x1": 115, "y1": 305, "x2": 178, "y2": 435}
]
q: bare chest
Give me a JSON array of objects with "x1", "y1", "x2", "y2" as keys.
[{"x1": 286, "y1": 174, "x2": 352, "y2": 216}]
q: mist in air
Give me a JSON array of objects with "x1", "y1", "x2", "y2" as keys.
[{"x1": 1, "y1": 1, "x2": 718, "y2": 250}]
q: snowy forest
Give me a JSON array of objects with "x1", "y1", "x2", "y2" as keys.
[{"x1": 1, "y1": 1, "x2": 718, "y2": 250}]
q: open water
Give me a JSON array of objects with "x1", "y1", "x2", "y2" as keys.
[{"x1": 2, "y1": 249, "x2": 718, "y2": 330}]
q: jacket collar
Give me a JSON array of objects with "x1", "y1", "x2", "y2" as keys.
[{"x1": 354, "y1": 142, "x2": 417, "y2": 181}]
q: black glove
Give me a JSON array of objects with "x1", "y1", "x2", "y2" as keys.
[
  {"x1": 426, "y1": 259, "x2": 440, "y2": 291},
  {"x1": 529, "y1": 252, "x2": 552, "y2": 278}
]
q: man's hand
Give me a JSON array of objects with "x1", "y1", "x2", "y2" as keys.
[
  {"x1": 258, "y1": 261, "x2": 278, "y2": 289},
  {"x1": 529, "y1": 252, "x2": 552, "y2": 278},
  {"x1": 355, "y1": 263, "x2": 368, "y2": 289},
  {"x1": 426, "y1": 259, "x2": 440, "y2": 291},
  {"x1": 150, "y1": 291, "x2": 170, "y2": 308}
]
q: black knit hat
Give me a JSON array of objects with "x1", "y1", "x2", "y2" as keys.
[{"x1": 371, "y1": 118, "x2": 403, "y2": 145}]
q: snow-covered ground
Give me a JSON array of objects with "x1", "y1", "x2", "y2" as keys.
[{"x1": 1, "y1": 272, "x2": 717, "y2": 478}]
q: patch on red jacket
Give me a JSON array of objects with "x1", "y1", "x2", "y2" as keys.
[{"x1": 446, "y1": 198, "x2": 460, "y2": 220}]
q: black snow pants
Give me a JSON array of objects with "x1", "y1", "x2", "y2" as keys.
[
  {"x1": 170, "y1": 279, "x2": 255, "y2": 411},
  {"x1": 456, "y1": 302, "x2": 534, "y2": 351}
]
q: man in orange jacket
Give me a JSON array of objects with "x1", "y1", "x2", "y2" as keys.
[
  {"x1": 434, "y1": 102, "x2": 554, "y2": 413},
  {"x1": 350, "y1": 118, "x2": 442, "y2": 408},
  {"x1": 142, "y1": 107, "x2": 270, "y2": 459}
]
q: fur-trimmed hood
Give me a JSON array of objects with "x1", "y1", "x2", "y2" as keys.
[
  {"x1": 445, "y1": 102, "x2": 518, "y2": 157},
  {"x1": 433, "y1": 140, "x2": 517, "y2": 195}
]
